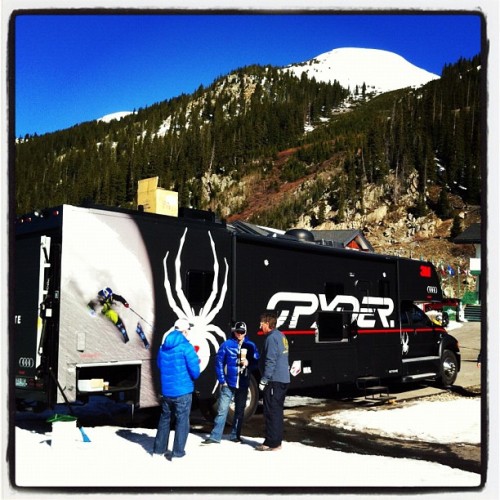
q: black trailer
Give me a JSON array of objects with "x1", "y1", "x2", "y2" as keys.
[{"x1": 13, "y1": 204, "x2": 460, "y2": 419}]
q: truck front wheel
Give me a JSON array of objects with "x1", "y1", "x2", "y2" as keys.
[{"x1": 440, "y1": 349, "x2": 458, "y2": 386}]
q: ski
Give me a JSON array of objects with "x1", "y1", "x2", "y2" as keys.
[
  {"x1": 136, "y1": 322, "x2": 150, "y2": 349},
  {"x1": 115, "y1": 321, "x2": 129, "y2": 343}
]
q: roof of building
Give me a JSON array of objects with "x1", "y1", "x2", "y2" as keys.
[
  {"x1": 310, "y1": 229, "x2": 374, "y2": 252},
  {"x1": 453, "y1": 223, "x2": 481, "y2": 244}
]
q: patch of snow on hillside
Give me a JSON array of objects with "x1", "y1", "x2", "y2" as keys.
[
  {"x1": 157, "y1": 116, "x2": 172, "y2": 137},
  {"x1": 97, "y1": 111, "x2": 133, "y2": 123}
]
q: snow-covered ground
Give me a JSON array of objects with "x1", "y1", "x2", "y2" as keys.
[{"x1": 12, "y1": 394, "x2": 481, "y2": 492}]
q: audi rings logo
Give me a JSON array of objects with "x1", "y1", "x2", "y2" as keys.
[
  {"x1": 427, "y1": 286, "x2": 439, "y2": 294},
  {"x1": 18, "y1": 357, "x2": 35, "y2": 369}
]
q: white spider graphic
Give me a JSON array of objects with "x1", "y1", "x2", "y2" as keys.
[
  {"x1": 162, "y1": 228, "x2": 228, "y2": 376},
  {"x1": 401, "y1": 331, "x2": 410, "y2": 355}
]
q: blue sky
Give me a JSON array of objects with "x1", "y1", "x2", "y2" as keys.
[{"x1": 14, "y1": 13, "x2": 482, "y2": 138}]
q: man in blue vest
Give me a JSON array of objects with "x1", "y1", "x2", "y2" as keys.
[{"x1": 202, "y1": 321, "x2": 259, "y2": 444}]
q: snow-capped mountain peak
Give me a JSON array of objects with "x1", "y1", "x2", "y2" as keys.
[{"x1": 284, "y1": 47, "x2": 439, "y2": 94}]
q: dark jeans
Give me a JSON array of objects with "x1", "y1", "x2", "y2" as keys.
[
  {"x1": 153, "y1": 393, "x2": 192, "y2": 458},
  {"x1": 231, "y1": 386, "x2": 248, "y2": 440},
  {"x1": 262, "y1": 381, "x2": 288, "y2": 448}
]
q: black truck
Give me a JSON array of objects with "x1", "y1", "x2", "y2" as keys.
[{"x1": 13, "y1": 204, "x2": 460, "y2": 419}]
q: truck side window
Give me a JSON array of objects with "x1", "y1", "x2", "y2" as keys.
[
  {"x1": 401, "y1": 302, "x2": 432, "y2": 327},
  {"x1": 316, "y1": 311, "x2": 350, "y2": 342},
  {"x1": 400, "y1": 301, "x2": 413, "y2": 326},
  {"x1": 400, "y1": 310, "x2": 410, "y2": 326},
  {"x1": 410, "y1": 305, "x2": 432, "y2": 326}
]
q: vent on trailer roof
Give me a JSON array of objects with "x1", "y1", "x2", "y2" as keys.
[{"x1": 285, "y1": 228, "x2": 315, "y2": 243}]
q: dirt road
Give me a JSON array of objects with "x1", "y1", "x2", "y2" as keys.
[{"x1": 239, "y1": 321, "x2": 483, "y2": 474}]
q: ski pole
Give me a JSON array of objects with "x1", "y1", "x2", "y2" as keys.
[{"x1": 129, "y1": 307, "x2": 153, "y2": 328}]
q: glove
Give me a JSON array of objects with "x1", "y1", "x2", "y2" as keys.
[
  {"x1": 259, "y1": 380, "x2": 267, "y2": 392},
  {"x1": 124, "y1": 302, "x2": 130, "y2": 308}
]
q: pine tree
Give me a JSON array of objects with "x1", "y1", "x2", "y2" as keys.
[
  {"x1": 437, "y1": 187, "x2": 452, "y2": 219},
  {"x1": 450, "y1": 215, "x2": 462, "y2": 238}
]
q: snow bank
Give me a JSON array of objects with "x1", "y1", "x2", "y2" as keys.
[{"x1": 314, "y1": 397, "x2": 481, "y2": 444}]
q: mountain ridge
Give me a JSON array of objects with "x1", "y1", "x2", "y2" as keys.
[{"x1": 95, "y1": 47, "x2": 438, "y2": 127}]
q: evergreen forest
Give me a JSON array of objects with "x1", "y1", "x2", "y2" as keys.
[{"x1": 14, "y1": 55, "x2": 482, "y2": 230}]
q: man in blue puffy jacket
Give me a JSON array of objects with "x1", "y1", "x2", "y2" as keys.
[
  {"x1": 153, "y1": 318, "x2": 200, "y2": 460},
  {"x1": 202, "y1": 321, "x2": 259, "y2": 444}
]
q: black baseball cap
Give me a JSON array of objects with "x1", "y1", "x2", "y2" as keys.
[{"x1": 232, "y1": 321, "x2": 247, "y2": 334}]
